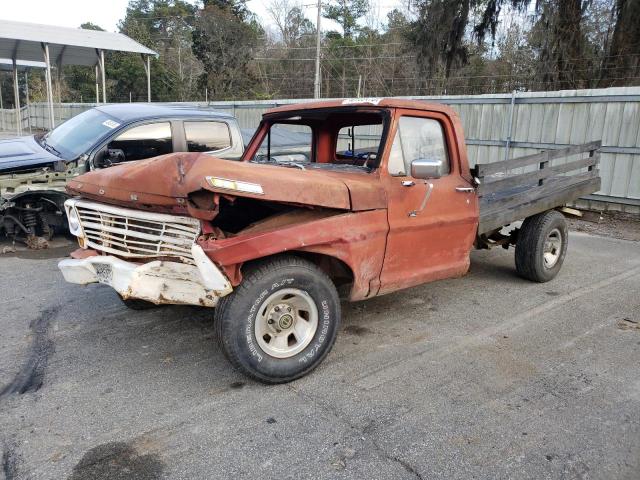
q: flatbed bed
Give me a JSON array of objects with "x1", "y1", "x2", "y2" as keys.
[{"x1": 474, "y1": 141, "x2": 601, "y2": 235}]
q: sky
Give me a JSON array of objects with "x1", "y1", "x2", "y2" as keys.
[{"x1": 0, "y1": 0, "x2": 393, "y2": 35}]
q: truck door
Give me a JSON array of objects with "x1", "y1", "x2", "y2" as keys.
[{"x1": 379, "y1": 111, "x2": 478, "y2": 295}]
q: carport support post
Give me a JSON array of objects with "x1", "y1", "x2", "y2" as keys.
[
  {"x1": 95, "y1": 64, "x2": 99, "y2": 104},
  {"x1": 142, "y1": 54, "x2": 151, "y2": 102},
  {"x1": 12, "y1": 59, "x2": 21, "y2": 135},
  {"x1": 99, "y1": 49, "x2": 106, "y2": 103},
  {"x1": 147, "y1": 55, "x2": 151, "y2": 102},
  {"x1": 25, "y1": 70, "x2": 31, "y2": 133},
  {"x1": 42, "y1": 42, "x2": 55, "y2": 130}
]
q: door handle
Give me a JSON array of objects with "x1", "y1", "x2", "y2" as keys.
[
  {"x1": 455, "y1": 186, "x2": 474, "y2": 193},
  {"x1": 402, "y1": 180, "x2": 415, "y2": 187},
  {"x1": 408, "y1": 182, "x2": 434, "y2": 217}
]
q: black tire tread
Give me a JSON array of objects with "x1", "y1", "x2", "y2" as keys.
[
  {"x1": 515, "y1": 210, "x2": 567, "y2": 282},
  {"x1": 214, "y1": 254, "x2": 339, "y2": 384}
]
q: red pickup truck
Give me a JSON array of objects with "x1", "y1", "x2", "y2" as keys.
[{"x1": 58, "y1": 98, "x2": 601, "y2": 383}]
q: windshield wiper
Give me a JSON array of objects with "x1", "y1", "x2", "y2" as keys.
[
  {"x1": 276, "y1": 160, "x2": 306, "y2": 170},
  {"x1": 41, "y1": 139, "x2": 62, "y2": 157}
]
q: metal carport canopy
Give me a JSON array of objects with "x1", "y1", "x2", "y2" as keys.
[{"x1": 0, "y1": 19, "x2": 158, "y2": 131}]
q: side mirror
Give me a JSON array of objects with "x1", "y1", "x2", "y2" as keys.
[
  {"x1": 95, "y1": 148, "x2": 125, "y2": 168},
  {"x1": 107, "y1": 148, "x2": 126, "y2": 164},
  {"x1": 411, "y1": 158, "x2": 445, "y2": 179}
]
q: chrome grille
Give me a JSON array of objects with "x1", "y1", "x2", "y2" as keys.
[{"x1": 71, "y1": 200, "x2": 200, "y2": 264}]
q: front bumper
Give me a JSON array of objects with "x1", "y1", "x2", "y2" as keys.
[{"x1": 58, "y1": 246, "x2": 232, "y2": 307}]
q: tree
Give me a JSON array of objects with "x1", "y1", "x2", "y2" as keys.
[
  {"x1": 116, "y1": 0, "x2": 202, "y2": 101},
  {"x1": 323, "y1": 0, "x2": 369, "y2": 39},
  {"x1": 598, "y1": 0, "x2": 640, "y2": 87},
  {"x1": 192, "y1": 3, "x2": 261, "y2": 99},
  {"x1": 409, "y1": 0, "x2": 472, "y2": 86},
  {"x1": 63, "y1": 23, "x2": 106, "y2": 102},
  {"x1": 203, "y1": 0, "x2": 251, "y2": 21},
  {"x1": 268, "y1": 0, "x2": 314, "y2": 47},
  {"x1": 260, "y1": 0, "x2": 316, "y2": 98}
]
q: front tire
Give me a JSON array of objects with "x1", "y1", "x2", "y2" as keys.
[
  {"x1": 215, "y1": 255, "x2": 341, "y2": 383},
  {"x1": 515, "y1": 210, "x2": 568, "y2": 282}
]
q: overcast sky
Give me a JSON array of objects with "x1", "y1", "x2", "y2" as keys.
[{"x1": 0, "y1": 0, "x2": 371, "y2": 34}]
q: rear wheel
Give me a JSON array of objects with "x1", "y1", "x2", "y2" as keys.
[
  {"x1": 215, "y1": 255, "x2": 340, "y2": 383},
  {"x1": 515, "y1": 210, "x2": 568, "y2": 282}
]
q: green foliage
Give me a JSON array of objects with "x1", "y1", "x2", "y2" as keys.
[
  {"x1": 192, "y1": 4, "x2": 259, "y2": 99},
  {"x1": 323, "y1": 0, "x2": 370, "y2": 39},
  {"x1": 11, "y1": 0, "x2": 637, "y2": 105}
]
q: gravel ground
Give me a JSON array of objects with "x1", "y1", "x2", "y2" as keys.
[
  {"x1": 567, "y1": 211, "x2": 640, "y2": 242},
  {"x1": 0, "y1": 230, "x2": 639, "y2": 480}
]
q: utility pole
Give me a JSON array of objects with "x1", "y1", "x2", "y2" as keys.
[{"x1": 314, "y1": 0, "x2": 322, "y2": 99}]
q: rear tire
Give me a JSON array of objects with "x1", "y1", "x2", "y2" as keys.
[
  {"x1": 215, "y1": 255, "x2": 341, "y2": 383},
  {"x1": 515, "y1": 210, "x2": 568, "y2": 282}
]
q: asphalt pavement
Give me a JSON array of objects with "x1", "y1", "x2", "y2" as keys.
[{"x1": 0, "y1": 231, "x2": 639, "y2": 480}]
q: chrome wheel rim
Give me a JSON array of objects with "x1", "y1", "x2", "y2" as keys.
[
  {"x1": 255, "y1": 288, "x2": 318, "y2": 358},
  {"x1": 543, "y1": 228, "x2": 562, "y2": 268}
]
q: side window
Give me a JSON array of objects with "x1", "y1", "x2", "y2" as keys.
[
  {"x1": 109, "y1": 122, "x2": 172, "y2": 161},
  {"x1": 335, "y1": 124, "x2": 383, "y2": 164},
  {"x1": 387, "y1": 117, "x2": 450, "y2": 176},
  {"x1": 184, "y1": 121, "x2": 231, "y2": 152}
]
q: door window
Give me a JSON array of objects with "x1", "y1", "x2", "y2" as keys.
[
  {"x1": 387, "y1": 117, "x2": 449, "y2": 176},
  {"x1": 335, "y1": 124, "x2": 383, "y2": 164},
  {"x1": 184, "y1": 121, "x2": 231, "y2": 152},
  {"x1": 109, "y1": 122, "x2": 172, "y2": 161}
]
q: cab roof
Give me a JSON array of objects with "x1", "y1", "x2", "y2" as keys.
[
  {"x1": 95, "y1": 103, "x2": 234, "y2": 122},
  {"x1": 265, "y1": 98, "x2": 458, "y2": 116}
]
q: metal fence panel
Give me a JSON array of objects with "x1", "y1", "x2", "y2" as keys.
[{"x1": 2, "y1": 86, "x2": 638, "y2": 212}]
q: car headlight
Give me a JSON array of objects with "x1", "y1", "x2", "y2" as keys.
[{"x1": 67, "y1": 206, "x2": 83, "y2": 237}]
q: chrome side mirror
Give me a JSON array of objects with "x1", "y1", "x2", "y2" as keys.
[{"x1": 411, "y1": 158, "x2": 444, "y2": 179}]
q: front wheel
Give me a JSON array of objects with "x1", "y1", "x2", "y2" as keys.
[
  {"x1": 215, "y1": 255, "x2": 341, "y2": 383},
  {"x1": 515, "y1": 210, "x2": 568, "y2": 282}
]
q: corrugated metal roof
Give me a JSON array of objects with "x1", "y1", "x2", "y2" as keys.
[{"x1": 0, "y1": 19, "x2": 157, "y2": 66}]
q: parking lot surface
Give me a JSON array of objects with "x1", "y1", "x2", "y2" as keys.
[{"x1": 1, "y1": 231, "x2": 639, "y2": 480}]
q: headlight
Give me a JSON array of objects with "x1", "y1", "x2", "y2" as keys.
[{"x1": 67, "y1": 206, "x2": 83, "y2": 237}]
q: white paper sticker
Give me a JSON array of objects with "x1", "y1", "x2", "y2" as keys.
[
  {"x1": 341, "y1": 97, "x2": 382, "y2": 105},
  {"x1": 102, "y1": 119, "x2": 120, "y2": 129}
]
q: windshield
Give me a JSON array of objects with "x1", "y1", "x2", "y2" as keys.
[
  {"x1": 249, "y1": 109, "x2": 387, "y2": 174},
  {"x1": 41, "y1": 109, "x2": 122, "y2": 158}
]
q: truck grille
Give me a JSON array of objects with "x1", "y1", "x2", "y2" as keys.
[{"x1": 70, "y1": 200, "x2": 200, "y2": 264}]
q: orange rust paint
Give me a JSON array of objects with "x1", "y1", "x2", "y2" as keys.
[
  {"x1": 198, "y1": 209, "x2": 388, "y2": 301},
  {"x1": 376, "y1": 108, "x2": 478, "y2": 294}
]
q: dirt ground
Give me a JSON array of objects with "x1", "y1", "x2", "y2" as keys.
[{"x1": 567, "y1": 210, "x2": 640, "y2": 242}]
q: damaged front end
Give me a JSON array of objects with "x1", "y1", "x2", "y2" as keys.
[
  {"x1": 1, "y1": 160, "x2": 83, "y2": 249},
  {"x1": 59, "y1": 152, "x2": 387, "y2": 306},
  {"x1": 59, "y1": 198, "x2": 232, "y2": 307}
]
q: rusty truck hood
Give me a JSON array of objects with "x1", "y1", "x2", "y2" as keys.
[{"x1": 66, "y1": 152, "x2": 385, "y2": 211}]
